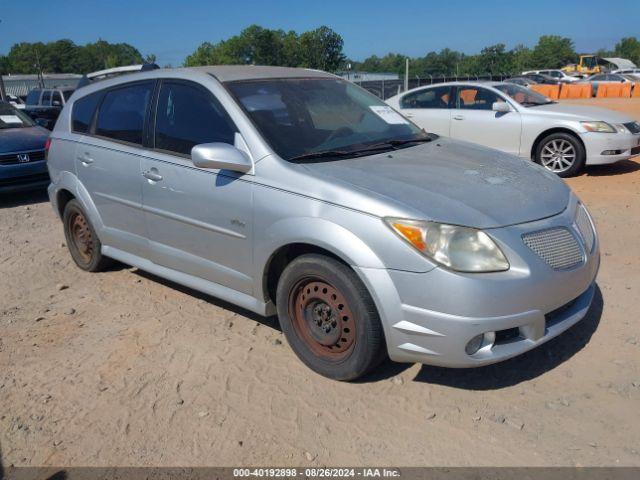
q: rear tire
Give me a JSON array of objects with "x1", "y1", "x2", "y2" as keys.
[
  {"x1": 63, "y1": 199, "x2": 112, "y2": 272},
  {"x1": 534, "y1": 132, "x2": 585, "y2": 178},
  {"x1": 276, "y1": 254, "x2": 386, "y2": 381}
]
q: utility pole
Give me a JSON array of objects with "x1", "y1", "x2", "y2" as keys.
[
  {"x1": 404, "y1": 58, "x2": 409, "y2": 92},
  {"x1": 0, "y1": 19, "x2": 7, "y2": 101}
]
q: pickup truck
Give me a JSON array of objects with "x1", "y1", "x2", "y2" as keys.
[{"x1": 24, "y1": 87, "x2": 75, "y2": 130}]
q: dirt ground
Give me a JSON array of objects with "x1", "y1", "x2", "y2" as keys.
[{"x1": 1, "y1": 98, "x2": 639, "y2": 468}]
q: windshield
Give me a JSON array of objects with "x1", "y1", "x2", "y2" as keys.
[
  {"x1": 0, "y1": 103, "x2": 36, "y2": 129},
  {"x1": 227, "y1": 78, "x2": 428, "y2": 161},
  {"x1": 494, "y1": 83, "x2": 553, "y2": 107}
]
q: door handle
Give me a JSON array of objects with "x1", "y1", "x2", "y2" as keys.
[
  {"x1": 143, "y1": 170, "x2": 163, "y2": 182},
  {"x1": 453, "y1": 115, "x2": 465, "y2": 121},
  {"x1": 77, "y1": 152, "x2": 94, "y2": 166},
  {"x1": 404, "y1": 112, "x2": 414, "y2": 118}
]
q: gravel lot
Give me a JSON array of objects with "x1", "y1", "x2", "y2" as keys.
[{"x1": 1, "y1": 98, "x2": 639, "y2": 467}]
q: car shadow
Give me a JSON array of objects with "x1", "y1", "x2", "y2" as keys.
[
  {"x1": 583, "y1": 159, "x2": 640, "y2": 176},
  {"x1": 0, "y1": 187, "x2": 49, "y2": 209},
  {"x1": 132, "y1": 269, "x2": 281, "y2": 332},
  {"x1": 411, "y1": 285, "x2": 603, "y2": 390}
]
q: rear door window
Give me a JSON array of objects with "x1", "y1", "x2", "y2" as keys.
[
  {"x1": 400, "y1": 86, "x2": 451, "y2": 109},
  {"x1": 72, "y1": 91, "x2": 103, "y2": 134},
  {"x1": 95, "y1": 82, "x2": 154, "y2": 146},
  {"x1": 52, "y1": 91, "x2": 63, "y2": 106},
  {"x1": 154, "y1": 81, "x2": 236, "y2": 156}
]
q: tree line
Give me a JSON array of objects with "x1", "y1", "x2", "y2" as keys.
[
  {"x1": 0, "y1": 39, "x2": 154, "y2": 75},
  {"x1": 351, "y1": 36, "x2": 640, "y2": 77},
  {"x1": 1, "y1": 28, "x2": 639, "y2": 78}
]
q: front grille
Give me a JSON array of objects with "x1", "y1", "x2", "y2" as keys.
[
  {"x1": 0, "y1": 172, "x2": 49, "y2": 187},
  {"x1": 575, "y1": 205, "x2": 595, "y2": 252},
  {"x1": 0, "y1": 150, "x2": 46, "y2": 165},
  {"x1": 624, "y1": 121, "x2": 640, "y2": 134},
  {"x1": 522, "y1": 227, "x2": 583, "y2": 270}
]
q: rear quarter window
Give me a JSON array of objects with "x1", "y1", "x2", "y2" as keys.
[{"x1": 72, "y1": 92, "x2": 103, "y2": 134}]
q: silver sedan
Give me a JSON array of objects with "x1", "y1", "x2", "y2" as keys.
[{"x1": 387, "y1": 81, "x2": 640, "y2": 177}]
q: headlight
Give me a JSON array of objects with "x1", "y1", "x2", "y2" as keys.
[
  {"x1": 581, "y1": 121, "x2": 616, "y2": 133},
  {"x1": 385, "y1": 218, "x2": 510, "y2": 272}
]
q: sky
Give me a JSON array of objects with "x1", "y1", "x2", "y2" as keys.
[{"x1": 1, "y1": 0, "x2": 639, "y2": 66}]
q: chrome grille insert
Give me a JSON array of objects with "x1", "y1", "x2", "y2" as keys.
[
  {"x1": 575, "y1": 205, "x2": 595, "y2": 252},
  {"x1": 522, "y1": 228, "x2": 583, "y2": 270}
]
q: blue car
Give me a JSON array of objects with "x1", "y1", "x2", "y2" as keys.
[{"x1": 0, "y1": 102, "x2": 50, "y2": 193}]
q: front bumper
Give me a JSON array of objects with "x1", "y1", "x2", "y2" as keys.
[
  {"x1": 357, "y1": 197, "x2": 600, "y2": 368},
  {"x1": 0, "y1": 161, "x2": 50, "y2": 193},
  {"x1": 582, "y1": 130, "x2": 640, "y2": 165}
]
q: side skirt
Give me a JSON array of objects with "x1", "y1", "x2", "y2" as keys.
[{"x1": 102, "y1": 245, "x2": 276, "y2": 317}]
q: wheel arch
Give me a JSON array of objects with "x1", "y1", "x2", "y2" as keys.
[
  {"x1": 530, "y1": 127, "x2": 585, "y2": 161},
  {"x1": 258, "y1": 218, "x2": 387, "y2": 306}
]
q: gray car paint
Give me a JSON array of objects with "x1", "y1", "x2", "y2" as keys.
[{"x1": 46, "y1": 66, "x2": 599, "y2": 370}]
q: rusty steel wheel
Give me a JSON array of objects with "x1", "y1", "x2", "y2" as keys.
[
  {"x1": 289, "y1": 279, "x2": 356, "y2": 361},
  {"x1": 62, "y1": 199, "x2": 112, "y2": 272},
  {"x1": 276, "y1": 254, "x2": 386, "y2": 380},
  {"x1": 69, "y1": 211, "x2": 94, "y2": 263}
]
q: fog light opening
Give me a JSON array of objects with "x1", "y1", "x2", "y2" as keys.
[
  {"x1": 601, "y1": 149, "x2": 623, "y2": 156},
  {"x1": 465, "y1": 332, "x2": 496, "y2": 356}
]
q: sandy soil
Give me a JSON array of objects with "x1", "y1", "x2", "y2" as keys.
[{"x1": 1, "y1": 98, "x2": 639, "y2": 468}]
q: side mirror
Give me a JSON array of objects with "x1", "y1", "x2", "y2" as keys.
[
  {"x1": 191, "y1": 142, "x2": 252, "y2": 173},
  {"x1": 492, "y1": 101, "x2": 511, "y2": 113}
]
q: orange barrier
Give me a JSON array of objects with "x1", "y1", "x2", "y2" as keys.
[
  {"x1": 596, "y1": 82, "x2": 633, "y2": 98},
  {"x1": 459, "y1": 89, "x2": 477, "y2": 105},
  {"x1": 559, "y1": 83, "x2": 592, "y2": 99},
  {"x1": 632, "y1": 83, "x2": 640, "y2": 97},
  {"x1": 530, "y1": 84, "x2": 561, "y2": 100}
]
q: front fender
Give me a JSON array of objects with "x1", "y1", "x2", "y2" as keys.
[{"x1": 259, "y1": 216, "x2": 387, "y2": 271}]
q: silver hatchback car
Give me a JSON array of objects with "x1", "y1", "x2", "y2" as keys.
[{"x1": 47, "y1": 66, "x2": 599, "y2": 381}]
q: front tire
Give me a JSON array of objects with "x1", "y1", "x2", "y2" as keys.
[
  {"x1": 276, "y1": 254, "x2": 386, "y2": 381},
  {"x1": 63, "y1": 199, "x2": 112, "y2": 272},
  {"x1": 534, "y1": 132, "x2": 585, "y2": 177}
]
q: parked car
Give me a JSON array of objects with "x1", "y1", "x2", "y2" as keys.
[
  {"x1": 520, "y1": 73, "x2": 562, "y2": 85},
  {"x1": 386, "y1": 81, "x2": 640, "y2": 177},
  {"x1": 6, "y1": 94, "x2": 26, "y2": 109},
  {"x1": 0, "y1": 101, "x2": 50, "y2": 193},
  {"x1": 505, "y1": 77, "x2": 539, "y2": 88},
  {"x1": 24, "y1": 87, "x2": 75, "y2": 130},
  {"x1": 48, "y1": 66, "x2": 600, "y2": 381},
  {"x1": 523, "y1": 69, "x2": 579, "y2": 83},
  {"x1": 611, "y1": 68, "x2": 640, "y2": 80},
  {"x1": 580, "y1": 73, "x2": 637, "y2": 96}
]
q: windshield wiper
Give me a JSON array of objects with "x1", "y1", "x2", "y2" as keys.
[
  {"x1": 522, "y1": 101, "x2": 556, "y2": 107},
  {"x1": 288, "y1": 149, "x2": 361, "y2": 162},
  {"x1": 288, "y1": 136, "x2": 433, "y2": 163}
]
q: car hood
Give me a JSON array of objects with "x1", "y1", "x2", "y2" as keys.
[
  {"x1": 0, "y1": 126, "x2": 50, "y2": 154},
  {"x1": 527, "y1": 103, "x2": 633, "y2": 123},
  {"x1": 302, "y1": 138, "x2": 570, "y2": 229}
]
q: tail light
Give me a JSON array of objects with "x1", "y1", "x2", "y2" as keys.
[{"x1": 44, "y1": 137, "x2": 51, "y2": 161}]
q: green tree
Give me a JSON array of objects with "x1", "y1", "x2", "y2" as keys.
[
  {"x1": 298, "y1": 26, "x2": 345, "y2": 71},
  {"x1": 614, "y1": 37, "x2": 640, "y2": 66},
  {"x1": 531, "y1": 35, "x2": 576, "y2": 69}
]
